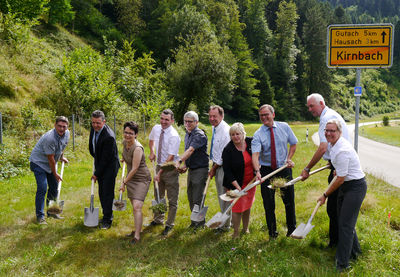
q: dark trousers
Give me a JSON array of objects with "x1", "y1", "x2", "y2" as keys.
[
  {"x1": 187, "y1": 167, "x2": 208, "y2": 224},
  {"x1": 336, "y1": 178, "x2": 367, "y2": 269},
  {"x1": 327, "y1": 168, "x2": 339, "y2": 246},
  {"x1": 98, "y1": 170, "x2": 118, "y2": 224},
  {"x1": 260, "y1": 166, "x2": 296, "y2": 237}
]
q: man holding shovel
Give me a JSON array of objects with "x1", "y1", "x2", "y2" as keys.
[
  {"x1": 148, "y1": 109, "x2": 181, "y2": 236},
  {"x1": 300, "y1": 93, "x2": 349, "y2": 248},
  {"x1": 208, "y1": 105, "x2": 231, "y2": 232},
  {"x1": 252, "y1": 104, "x2": 298, "y2": 239},
  {"x1": 176, "y1": 111, "x2": 209, "y2": 229},
  {"x1": 30, "y1": 116, "x2": 70, "y2": 225},
  {"x1": 89, "y1": 110, "x2": 120, "y2": 230}
]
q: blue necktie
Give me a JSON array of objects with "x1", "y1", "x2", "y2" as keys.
[{"x1": 210, "y1": 128, "x2": 215, "y2": 160}]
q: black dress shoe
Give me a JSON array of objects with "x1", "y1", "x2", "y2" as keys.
[
  {"x1": 286, "y1": 229, "x2": 295, "y2": 237},
  {"x1": 161, "y1": 226, "x2": 172, "y2": 236},
  {"x1": 146, "y1": 221, "x2": 162, "y2": 227},
  {"x1": 100, "y1": 222, "x2": 112, "y2": 229},
  {"x1": 126, "y1": 231, "x2": 135, "y2": 238},
  {"x1": 269, "y1": 231, "x2": 278, "y2": 240}
]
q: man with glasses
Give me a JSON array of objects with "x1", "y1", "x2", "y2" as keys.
[
  {"x1": 148, "y1": 109, "x2": 181, "y2": 236},
  {"x1": 30, "y1": 116, "x2": 70, "y2": 224},
  {"x1": 252, "y1": 104, "x2": 298, "y2": 240},
  {"x1": 176, "y1": 111, "x2": 208, "y2": 229},
  {"x1": 89, "y1": 110, "x2": 120, "y2": 229},
  {"x1": 300, "y1": 93, "x2": 349, "y2": 248}
]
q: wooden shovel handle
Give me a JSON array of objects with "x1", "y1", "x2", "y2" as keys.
[{"x1": 286, "y1": 164, "x2": 331, "y2": 186}]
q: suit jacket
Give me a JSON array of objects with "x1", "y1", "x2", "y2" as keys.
[
  {"x1": 89, "y1": 124, "x2": 120, "y2": 178},
  {"x1": 222, "y1": 137, "x2": 253, "y2": 190}
]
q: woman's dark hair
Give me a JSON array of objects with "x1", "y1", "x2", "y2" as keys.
[{"x1": 123, "y1": 121, "x2": 139, "y2": 134}]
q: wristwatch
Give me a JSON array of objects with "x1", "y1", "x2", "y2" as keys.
[{"x1": 304, "y1": 167, "x2": 310, "y2": 173}]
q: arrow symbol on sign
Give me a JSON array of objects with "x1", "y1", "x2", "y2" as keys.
[{"x1": 381, "y1": 31, "x2": 387, "y2": 43}]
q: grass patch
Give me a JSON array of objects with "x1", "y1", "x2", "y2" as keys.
[
  {"x1": 0, "y1": 124, "x2": 399, "y2": 276},
  {"x1": 360, "y1": 121, "x2": 400, "y2": 147}
]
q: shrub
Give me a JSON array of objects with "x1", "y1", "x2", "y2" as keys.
[{"x1": 383, "y1": 115, "x2": 390, "y2": 126}]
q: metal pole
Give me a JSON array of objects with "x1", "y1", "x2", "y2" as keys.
[
  {"x1": 354, "y1": 68, "x2": 361, "y2": 152},
  {"x1": 306, "y1": 128, "x2": 309, "y2": 143},
  {"x1": 0, "y1": 112, "x2": 3, "y2": 144},
  {"x1": 72, "y1": 114, "x2": 75, "y2": 151},
  {"x1": 113, "y1": 114, "x2": 116, "y2": 136}
]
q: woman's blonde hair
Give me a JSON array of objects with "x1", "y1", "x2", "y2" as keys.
[{"x1": 229, "y1": 122, "x2": 246, "y2": 137}]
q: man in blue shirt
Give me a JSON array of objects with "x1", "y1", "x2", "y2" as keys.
[
  {"x1": 252, "y1": 104, "x2": 298, "y2": 239},
  {"x1": 30, "y1": 116, "x2": 70, "y2": 224}
]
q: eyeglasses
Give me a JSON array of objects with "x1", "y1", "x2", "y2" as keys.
[
  {"x1": 259, "y1": 113, "x2": 269, "y2": 117},
  {"x1": 56, "y1": 124, "x2": 68, "y2": 129},
  {"x1": 184, "y1": 120, "x2": 195, "y2": 124},
  {"x1": 124, "y1": 131, "x2": 135, "y2": 136},
  {"x1": 324, "y1": 129, "x2": 337, "y2": 133}
]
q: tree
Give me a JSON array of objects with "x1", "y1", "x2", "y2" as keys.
[
  {"x1": 114, "y1": 0, "x2": 145, "y2": 39},
  {"x1": 166, "y1": 35, "x2": 237, "y2": 123},
  {"x1": 0, "y1": 0, "x2": 48, "y2": 21},
  {"x1": 47, "y1": 0, "x2": 74, "y2": 25},
  {"x1": 272, "y1": 0, "x2": 300, "y2": 119}
]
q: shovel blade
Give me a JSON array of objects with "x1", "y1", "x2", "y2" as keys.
[
  {"x1": 112, "y1": 199, "x2": 127, "y2": 211},
  {"x1": 206, "y1": 212, "x2": 223, "y2": 228},
  {"x1": 84, "y1": 207, "x2": 99, "y2": 227},
  {"x1": 219, "y1": 194, "x2": 236, "y2": 202},
  {"x1": 290, "y1": 222, "x2": 314, "y2": 239},
  {"x1": 191, "y1": 206, "x2": 208, "y2": 222}
]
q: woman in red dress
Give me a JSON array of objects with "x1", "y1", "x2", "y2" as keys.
[{"x1": 222, "y1": 123, "x2": 255, "y2": 238}]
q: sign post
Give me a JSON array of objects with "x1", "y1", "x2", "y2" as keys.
[{"x1": 327, "y1": 24, "x2": 394, "y2": 152}]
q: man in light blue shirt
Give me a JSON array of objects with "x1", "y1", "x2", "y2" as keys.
[
  {"x1": 301, "y1": 93, "x2": 350, "y2": 248},
  {"x1": 252, "y1": 104, "x2": 297, "y2": 239},
  {"x1": 30, "y1": 116, "x2": 70, "y2": 224}
]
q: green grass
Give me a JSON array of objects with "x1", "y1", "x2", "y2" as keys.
[
  {"x1": 360, "y1": 121, "x2": 400, "y2": 147},
  {"x1": 0, "y1": 124, "x2": 399, "y2": 276}
]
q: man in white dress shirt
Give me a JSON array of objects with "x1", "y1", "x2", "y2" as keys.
[
  {"x1": 208, "y1": 105, "x2": 231, "y2": 231},
  {"x1": 300, "y1": 93, "x2": 350, "y2": 248},
  {"x1": 149, "y1": 109, "x2": 181, "y2": 236}
]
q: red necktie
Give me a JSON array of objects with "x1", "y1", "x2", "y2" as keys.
[{"x1": 270, "y1": 127, "x2": 277, "y2": 169}]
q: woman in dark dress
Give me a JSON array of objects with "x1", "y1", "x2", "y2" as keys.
[{"x1": 222, "y1": 123, "x2": 256, "y2": 238}]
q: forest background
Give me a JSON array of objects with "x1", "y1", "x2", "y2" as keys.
[{"x1": 1, "y1": 0, "x2": 400, "y2": 178}]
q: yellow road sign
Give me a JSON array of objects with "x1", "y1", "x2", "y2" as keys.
[{"x1": 327, "y1": 24, "x2": 394, "y2": 68}]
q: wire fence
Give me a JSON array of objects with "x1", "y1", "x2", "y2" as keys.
[{"x1": 0, "y1": 112, "x2": 152, "y2": 150}]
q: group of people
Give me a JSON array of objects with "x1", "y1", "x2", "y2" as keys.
[{"x1": 30, "y1": 93, "x2": 367, "y2": 271}]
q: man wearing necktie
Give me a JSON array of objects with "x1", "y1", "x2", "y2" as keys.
[
  {"x1": 89, "y1": 110, "x2": 120, "y2": 229},
  {"x1": 208, "y1": 105, "x2": 231, "y2": 231},
  {"x1": 148, "y1": 109, "x2": 181, "y2": 236},
  {"x1": 252, "y1": 104, "x2": 298, "y2": 240}
]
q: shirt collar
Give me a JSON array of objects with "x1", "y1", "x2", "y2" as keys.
[{"x1": 321, "y1": 106, "x2": 329, "y2": 118}]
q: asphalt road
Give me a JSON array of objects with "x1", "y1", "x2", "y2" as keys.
[{"x1": 312, "y1": 122, "x2": 400, "y2": 188}]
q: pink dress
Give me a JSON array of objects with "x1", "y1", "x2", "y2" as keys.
[{"x1": 232, "y1": 150, "x2": 256, "y2": 213}]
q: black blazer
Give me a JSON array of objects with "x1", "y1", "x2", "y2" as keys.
[
  {"x1": 222, "y1": 137, "x2": 253, "y2": 190},
  {"x1": 89, "y1": 124, "x2": 120, "y2": 178}
]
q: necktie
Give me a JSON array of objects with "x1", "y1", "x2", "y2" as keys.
[
  {"x1": 210, "y1": 127, "x2": 215, "y2": 160},
  {"x1": 157, "y1": 129, "x2": 164, "y2": 164},
  {"x1": 270, "y1": 127, "x2": 277, "y2": 169},
  {"x1": 93, "y1": 131, "x2": 99, "y2": 153}
]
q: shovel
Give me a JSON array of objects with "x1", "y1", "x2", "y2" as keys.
[
  {"x1": 48, "y1": 161, "x2": 65, "y2": 215},
  {"x1": 267, "y1": 164, "x2": 330, "y2": 189},
  {"x1": 190, "y1": 176, "x2": 211, "y2": 222},
  {"x1": 84, "y1": 170, "x2": 99, "y2": 227},
  {"x1": 113, "y1": 162, "x2": 127, "y2": 211},
  {"x1": 209, "y1": 165, "x2": 287, "y2": 228},
  {"x1": 151, "y1": 160, "x2": 167, "y2": 213},
  {"x1": 290, "y1": 176, "x2": 337, "y2": 239},
  {"x1": 219, "y1": 164, "x2": 288, "y2": 202}
]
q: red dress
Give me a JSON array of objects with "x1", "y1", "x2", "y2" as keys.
[{"x1": 232, "y1": 149, "x2": 256, "y2": 213}]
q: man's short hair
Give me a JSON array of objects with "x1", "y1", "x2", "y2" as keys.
[
  {"x1": 124, "y1": 121, "x2": 139, "y2": 134},
  {"x1": 307, "y1": 93, "x2": 325, "y2": 105},
  {"x1": 209, "y1": 105, "x2": 224, "y2": 117},
  {"x1": 55, "y1": 116, "x2": 69, "y2": 125},
  {"x1": 162, "y1": 109, "x2": 174, "y2": 120},
  {"x1": 92, "y1": 110, "x2": 105, "y2": 121},
  {"x1": 259, "y1": 104, "x2": 274, "y2": 114},
  {"x1": 184, "y1": 111, "x2": 199, "y2": 122}
]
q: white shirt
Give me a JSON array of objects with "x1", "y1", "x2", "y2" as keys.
[
  {"x1": 330, "y1": 136, "x2": 365, "y2": 181},
  {"x1": 149, "y1": 124, "x2": 181, "y2": 164},
  {"x1": 319, "y1": 106, "x2": 350, "y2": 160},
  {"x1": 210, "y1": 120, "x2": 230, "y2": 166}
]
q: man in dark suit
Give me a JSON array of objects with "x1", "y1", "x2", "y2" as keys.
[{"x1": 89, "y1": 110, "x2": 120, "y2": 229}]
